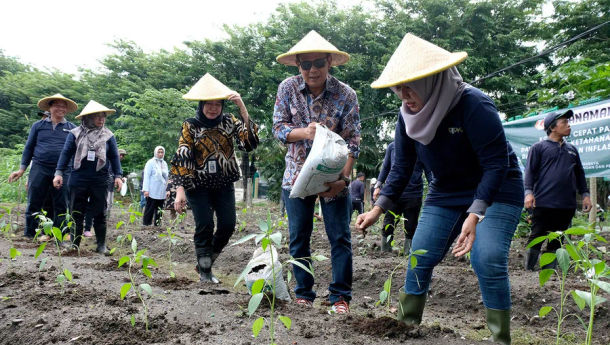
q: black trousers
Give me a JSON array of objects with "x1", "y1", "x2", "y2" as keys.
[
  {"x1": 143, "y1": 197, "x2": 165, "y2": 226},
  {"x1": 186, "y1": 185, "x2": 236, "y2": 258},
  {"x1": 382, "y1": 198, "x2": 423, "y2": 240},
  {"x1": 528, "y1": 207, "x2": 575, "y2": 252},
  {"x1": 70, "y1": 184, "x2": 107, "y2": 247},
  {"x1": 25, "y1": 163, "x2": 69, "y2": 237}
]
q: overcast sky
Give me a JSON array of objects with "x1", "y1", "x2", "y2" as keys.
[{"x1": 0, "y1": 0, "x2": 311, "y2": 74}]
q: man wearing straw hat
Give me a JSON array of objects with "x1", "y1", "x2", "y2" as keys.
[
  {"x1": 8, "y1": 94, "x2": 78, "y2": 239},
  {"x1": 273, "y1": 30, "x2": 361, "y2": 314}
]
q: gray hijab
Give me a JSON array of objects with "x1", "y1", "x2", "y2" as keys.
[
  {"x1": 71, "y1": 115, "x2": 113, "y2": 171},
  {"x1": 397, "y1": 67, "x2": 468, "y2": 145}
]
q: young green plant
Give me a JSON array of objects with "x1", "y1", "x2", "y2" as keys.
[
  {"x1": 34, "y1": 212, "x2": 74, "y2": 291},
  {"x1": 158, "y1": 212, "x2": 185, "y2": 278},
  {"x1": 232, "y1": 212, "x2": 327, "y2": 344},
  {"x1": 118, "y1": 235, "x2": 158, "y2": 330},
  {"x1": 532, "y1": 226, "x2": 610, "y2": 345}
]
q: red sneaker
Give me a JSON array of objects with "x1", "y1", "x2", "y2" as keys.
[
  {"x1": 331, "y1": 300, "x2": 349, "y2": 314},
  {"x1": 295, "y1": 298, "x2": 313, "y2": 307}
]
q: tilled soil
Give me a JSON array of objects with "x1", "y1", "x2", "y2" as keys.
[{"x1": 0, "y1": 202, "x2": 609, "y2": 345}]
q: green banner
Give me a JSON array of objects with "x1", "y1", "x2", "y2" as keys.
[{"x1": 503, "y1": 99, "x2": 610, "y2": 177}]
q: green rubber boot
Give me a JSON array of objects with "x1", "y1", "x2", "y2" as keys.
[
  {"x1": 397, "y1": 289, "x2": 426, "y2": 325},
  {"x1": 486, "y1": 308, "x2": 511, "y2": 345}
]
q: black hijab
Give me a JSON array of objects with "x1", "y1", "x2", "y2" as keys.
[{"x1": 186, "y1": 100, "x2": 225, "y2": 128}]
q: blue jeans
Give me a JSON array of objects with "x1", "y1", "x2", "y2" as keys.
[
  {"x1": 405, "y1": 202, "x2": 521, "y2": 310},
  {"x1": 283, "y1": 189, "x2": 352, "y2": 304}
]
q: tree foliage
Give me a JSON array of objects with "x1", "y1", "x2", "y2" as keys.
[{"x1": 0, "y1": 0, "x2": 608, "y2": 201}]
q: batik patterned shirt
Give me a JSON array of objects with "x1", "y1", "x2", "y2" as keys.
[
  {"x1": 170, "y1": 114, "x2": 258, "y2": 190},
  {"x1": 273, "y1": 74, "x2": 361, "y2": 190}
]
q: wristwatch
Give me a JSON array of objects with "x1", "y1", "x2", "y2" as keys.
[{"x1": 339, "y1": 175, "x2": 350, "y2": 187}]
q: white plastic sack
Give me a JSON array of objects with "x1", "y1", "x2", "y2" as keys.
[
  {"x1": 245, "y1": 246, "x2": 291, "y2": 301},
  {"x1": 289, "y1": 124, "x2": 348, "y2": 198},
  {"x1": 120, "y1": 179, "x2": 128, "y2": 196}
]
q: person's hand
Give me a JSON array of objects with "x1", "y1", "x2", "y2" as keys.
[
  {"x1": 582, "y1": 196, "x2": 592, "y2": 212},
  {"x1": 228, "y1": 92, "x2": 249, "y2": 122},
  {"x1": 174, "y1": 187, "x2": 187, "y2": 213},
  {"x1": 452, "y1": 213, "x2": 478, "y2": 257},
  {"x1": 304, "y1": 122, "x2": 318, "y2": 140},
  {"x1": 318, "y1": 180, "x2": 345, "y2": 198},
  {"x1": 166, "y1": 191, "x2": 170, "y2": 198},
  {"x1": 8, "y1": 169, "x2": 25, "y2": 183},
  {"x1": 373, "y1": 187, "x2": 381, "y2": 202},
  {"x1": 524, "y1": 194, "x2": 536, "y2": 209},
  {"x1": 355, "y1": 206, "x2": 384, "y2": 237},
  {"x1": 53, "y1": 175, "x2": 63, "y2": 189},
  {"x1": 114, "y1": 177, "x2": 123, "y2": 191},
  {"x1": 144, "y1": 191, "x2": 150, "y2": 198}
]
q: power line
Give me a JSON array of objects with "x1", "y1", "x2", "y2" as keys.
[{"x1": 471, "y1": 20, "x2": 610, "y2": 85}]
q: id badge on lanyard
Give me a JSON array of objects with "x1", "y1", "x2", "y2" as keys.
[
  {"x1": 206, "y1": 159, "x2": 218, "y2": 174},
  {"x1": 87, "y1": 146, "x2": 96, "y2": 161}
]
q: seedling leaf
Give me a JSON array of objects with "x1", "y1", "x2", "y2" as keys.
[
  {"x1": 231, "y1": 234, "x2": 257, "y2": 246},
  {"x1": 287, "y1": 259, "x2": 314, "y2": 277},
  {"x1": 140, "y1": 283, "x2": 152, "y2": 295},
  {"x1": 278, "y1": 315, "x2": 292, "y2": 330},
  {"x1": 118, "y1": 256, "x2": 130, "y2": 267},
  {"x1": 571, "y1": 290, "x2": 586, "y2": 310},
  {"x1": 248, "y1": 293, "x2": 264, "y2": 316},
  {"x1": 35, "y1": 243, "x2": 47, "y2": 258},
  {"x1": 539, "y1": 306, "x2": 552, "y2": 317},
  {"x1": 590, "y1": 279, "x2": 610, "y2": 294},
  {"x1": 539, "y1": 269, "x2": 554, "y2": 286},
  {"x1": 556, "y1": 248, "x2": 570, "y2": 273},
  {"x1": 539, "y1": 253, "x2": 556, "y2": 267},
  {"x1": 252, "y1": 317, "x2": 264, "y2": 337},
  {"x1": 64, "y1": 269, "x2": 73, "y2": 282},
  {"x1": 9, "y1": 247, "x2": 21, "y2": 259},
  {"x1": 251, "y1": 279, "x2": 265, "y2": 295},
  {"x1": 120, "y1": 283, "x2": 132, "y2": 299}
]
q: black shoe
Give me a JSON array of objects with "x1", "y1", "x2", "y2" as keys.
[
  {"x1": 199, "y1": 271, "x2": 221, "y2": 284},
  {"x1": 96, "y1": 245, "x2": 111, "y2": 256}
]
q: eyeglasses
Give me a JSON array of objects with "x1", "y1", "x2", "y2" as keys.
[{"x1": 298, "y1": 58, "x2": 327, "y2": 70}]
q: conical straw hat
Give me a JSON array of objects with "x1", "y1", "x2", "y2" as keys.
[
  {"x1": 371, "y1": 33, "x2": 467, "y2": 89},
  {"x1": 183, "y1": 73, "x2": 235, "y2": 101},
  {"x1": 75, "y1": 100, "x2": 116, "y2": 119},
  {"x1": 276, "y1": 30, "x2": 350, "y2": 67},
  {"x1": 37, "y1": 93, "x2": 78, "y2": 113}
]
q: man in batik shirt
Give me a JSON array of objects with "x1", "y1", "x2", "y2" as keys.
[{"x1": 273, "y1": 30, "x2": 361, "y2": 314}]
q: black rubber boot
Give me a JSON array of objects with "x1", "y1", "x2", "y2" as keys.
[
  {"x1": 524, "y1": 248, "x2": 540, "y2": 271},
  {"x1": 95, "y1": 225, "x2": 110, "y2": 256},
  {"x1": 198, "y1": 256, "x2": 220, "y2": 284},
  {"x1": 381, "y1": 234, "x2": 392, "y2": 252},
  {"x1": 486, "y1": 308, "x2": 511, "y2": 345},
  {"x1": 403, "y1": 238, "x2": 412, "y2": 256},
  {"x1": 397, "y1": 289, "x2": 426, "y2": 325}
]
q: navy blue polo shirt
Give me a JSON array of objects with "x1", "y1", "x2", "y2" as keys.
[
  {"x1": 20, "y1": 118, "x2": 77, "y2": 169},
  {"x1": 56, "y1": 133, "x2": 123, "y2": 187},
  {"x1": 524, "y1": 139, "x2": 588, "y2": 209},
  {"x1": 377, "y1": 142, "x2": 429, "y2": 200},
  {"x1": 377, "y1": 87, "x2": 523, "y2": 214}
]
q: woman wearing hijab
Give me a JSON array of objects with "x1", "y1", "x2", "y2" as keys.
[
  {"x1": 171, "y1": 73, "x2": 258, "y2": 283},
  {"x1": 54, "y1": 100, "x2": 123, "y2": 255},
  {"x1": 142, "y1": 146, "x2": 168, "y2": 226},
  {"x1": 356, "y1": 34, "x2": 523, "y2": 344}
]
